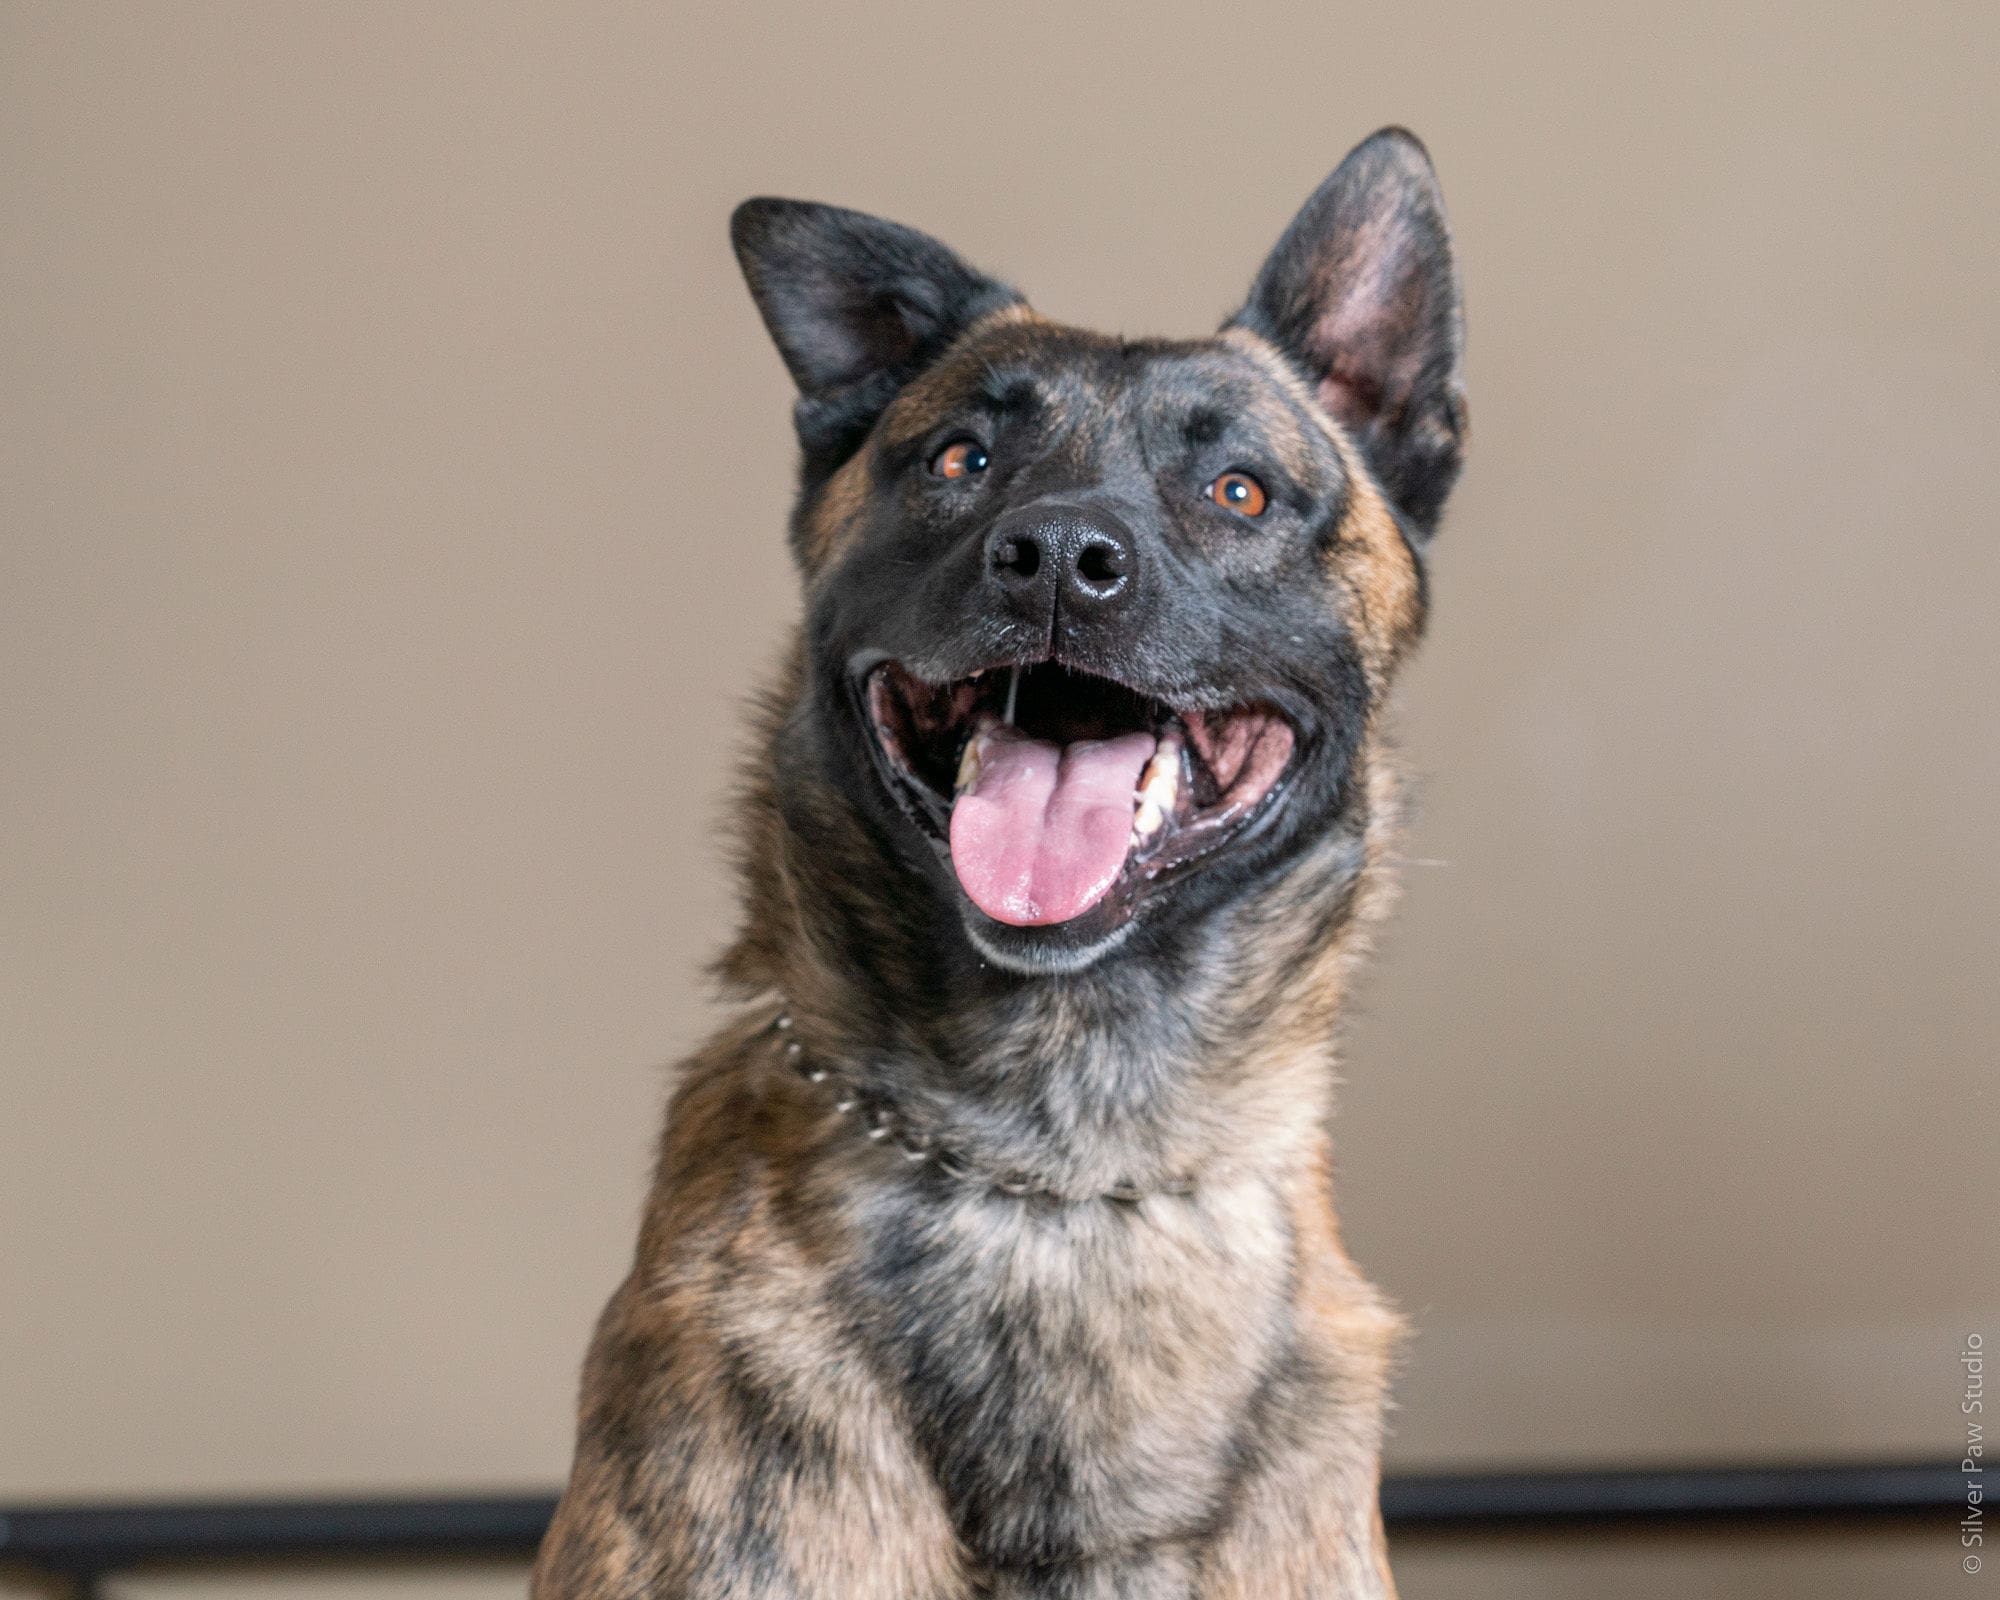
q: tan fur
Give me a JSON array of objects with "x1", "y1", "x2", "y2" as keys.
[
  {"x1": 799, "y1": 448, "x2": 874, "y2": 569},
  {"x1": 540, "y1": 1021, "x2": 977, "y2": 1598},
  {"x1": 1221, "y1": 325, "x2": 1424, "y2": 680}
]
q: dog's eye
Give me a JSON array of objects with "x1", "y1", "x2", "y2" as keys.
[
  {"x1": 932, "y1": 440, "x2": 990, "y2": 480},
  {"x1": 1206, "y1": 471, "x2": 1268, "y2": 516}
]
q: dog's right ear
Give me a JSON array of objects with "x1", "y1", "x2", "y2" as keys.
[{"x1": 731, "y1": 199, "x2": 1022, "y2": 474}]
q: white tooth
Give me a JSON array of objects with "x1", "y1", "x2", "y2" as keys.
[
  {"x1": 956, "y1": 736, "x2": 983, "y2": 793},
  {"x1": 1131, "y1": 737, "x2": 1181, "y2": 842}
]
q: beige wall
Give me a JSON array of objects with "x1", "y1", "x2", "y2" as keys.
[{"x1": 3, "y1": 3, "x2": 1994, "y2": 1596}]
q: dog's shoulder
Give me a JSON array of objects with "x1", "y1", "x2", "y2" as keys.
[{"x1": 537, "y1": 1026, "x2": 973, "y2": 1599}]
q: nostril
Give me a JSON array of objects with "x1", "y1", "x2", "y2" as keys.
[
  {"x1": 1076, "y1": 540, "x2": 1126, "y2": 589},
  {"x1": 993, "y1": 535, "x2": 1041, "y2": 580}
]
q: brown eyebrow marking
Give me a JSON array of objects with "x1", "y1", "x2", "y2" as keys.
[
  {"x1": 1245, "y1": 390, "x2": 1319, "y2": 483},
  {"x1": 878, "y1": 305, "x2": 1051, "y2": 451},
  {"x1": 1158, "y1": 332, "x2": 1326, "y2": 484}
]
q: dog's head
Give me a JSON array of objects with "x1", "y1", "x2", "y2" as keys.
[{"x1": 731, "y1": 130, "x2": 1464, "y2": 981}]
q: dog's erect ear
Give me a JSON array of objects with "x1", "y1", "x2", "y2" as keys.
[
  {"x1": 1229, "y1": 128, "x2": 1466, "y2": 535},
  {"x1": 731, "y1": 198, "x2": 1022, "y2": 474}
]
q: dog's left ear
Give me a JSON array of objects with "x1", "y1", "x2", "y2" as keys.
[
  {"x1": 1229, "y1": 128, "x2": 1467, "y2": 536},
  {"x1": 731, "y1": 198, "x2": 1022, "y2": 476}
]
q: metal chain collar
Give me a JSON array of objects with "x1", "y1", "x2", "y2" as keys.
[{"x1": 770, "y1": 1011, "x2": 1196, "y2": 1205}]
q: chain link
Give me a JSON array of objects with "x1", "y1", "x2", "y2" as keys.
[{"x1": 770, "y1": 1011, "x2": 1195, "y2": 1204}]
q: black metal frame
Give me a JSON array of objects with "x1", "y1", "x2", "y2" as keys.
[{"x1": 0, "y1": 1462, "x2": 1959, "y2": 1597}]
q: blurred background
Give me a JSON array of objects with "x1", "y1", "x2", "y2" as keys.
[{"x1": 3, "y1": 3, "x2": 1994, "y2": 1596}]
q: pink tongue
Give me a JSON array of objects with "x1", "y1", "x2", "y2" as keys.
[{"x1": 949, "y1": 726, "x2": 1157, "y2": 927}]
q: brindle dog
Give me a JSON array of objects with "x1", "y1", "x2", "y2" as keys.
[{"x1": 535, "y1": 127, "x2": 1467, "y2": 1600}]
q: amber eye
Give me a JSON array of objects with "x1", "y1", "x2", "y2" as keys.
[
  {"x1": 1207, "y1": 471, "x2": 1267, "y2": 516},
  {"x1": 932, "y1": 439, "x2": 990, "y2": 479}
]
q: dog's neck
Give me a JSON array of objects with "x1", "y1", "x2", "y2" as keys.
[
  {"x1": 722, "y1": 662, "x2": 1409, "y2": 1201},
  {"x1": 764, "y1": 1006, "x2": 1201, "y2": 1202}
]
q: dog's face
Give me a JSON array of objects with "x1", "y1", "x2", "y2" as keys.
[{"x1": 733, "y1": 130, "x2": 1464, "y2": 976}]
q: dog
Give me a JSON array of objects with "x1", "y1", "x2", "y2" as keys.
[{"x1": 534, "y1": 127, "x2": 1466, "y2": 1600}]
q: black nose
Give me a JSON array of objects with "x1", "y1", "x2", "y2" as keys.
[{"x1": 984, "y1": 504, "x2": 1135, "y2": 617}]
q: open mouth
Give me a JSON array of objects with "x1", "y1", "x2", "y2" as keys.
[{"x1": 862, "y1": 660, "x2": 1297, "y2": 928}]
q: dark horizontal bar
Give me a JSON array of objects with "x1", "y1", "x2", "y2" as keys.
[
  {"x1": 1378, "y1": 1460, "x2": 1963, "y2": 1531},
  {"x1": 0, "y1": 1495, "x2": 558, "y2": 1572},
  {"x1": 0, "y1": 1462, "x2": 1962, "y2": 1582}
]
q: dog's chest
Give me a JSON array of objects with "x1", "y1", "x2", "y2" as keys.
[{"x1": 843, "y1": 1176, "x2": 1295, "y2": 1570}]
